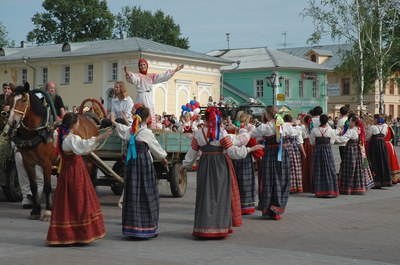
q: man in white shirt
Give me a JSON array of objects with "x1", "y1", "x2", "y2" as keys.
[{"x1": 335, "y1": 106, "x2": 349, "y2": 160}]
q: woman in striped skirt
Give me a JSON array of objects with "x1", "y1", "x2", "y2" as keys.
[
  {"x1": 231, "y1": 111, "x2": 258, "y2": 214},
  {"x1": 309, "y1": 114, "x2": 339, "y2": 198},
  {"x1": 335, "y1": 116, "x2": 367, "y2": 195},
  {"x1": 113, "y1": 106, "x2": 168, "y2": 239},
  {"x1": 366, "y1": 114, "x2": 391, "y2": 188},
  {"x1": 251, "y1": 106, "x2": 294, "y2": 220},
  {"x1": 284, "y1": 114, "x2": 304, "y2": 193},
  {"x1": 181, "y1": 107, "x2": 263, "y2": 238}
]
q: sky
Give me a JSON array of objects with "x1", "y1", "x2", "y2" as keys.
[{"x1": 0, "y1": 0, "x2": 340, "y2": 53}]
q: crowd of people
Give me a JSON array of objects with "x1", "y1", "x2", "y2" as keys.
[{"x1": 1, "y1": 58, "x2": 399, "y2": 246}]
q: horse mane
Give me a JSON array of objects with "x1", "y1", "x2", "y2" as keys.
[{"x1": 13, "y1": 87, "x2": 47, "y2": 117}]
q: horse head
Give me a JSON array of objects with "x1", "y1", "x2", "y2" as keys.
[{"x1": 8, "y1": 83, "x2": 30, "y2": 128}]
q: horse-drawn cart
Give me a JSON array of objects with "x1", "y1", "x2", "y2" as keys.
[{"x1": 91, "y1": 130, "x2": 190, "y2": 198}]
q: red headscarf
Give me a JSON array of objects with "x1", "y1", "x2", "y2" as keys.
[{"x1": 138, "y1": 59, "x2": 148, "y2": 75}]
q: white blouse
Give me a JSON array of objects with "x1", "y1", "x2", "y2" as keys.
[
  {"x1": 335, "y1": 127, "x2": 359, "y2": 144},
  {"x1": 182, "y1": 127, "x2": 251, "y2": 168},
  {"x1": 251, "y1": 120, "x2": 295, "y2": 142},
  {"x1": 111, "y1": 96, "x2": 134, "y2": 124},
  {"x1": 366, "y1": 124, "x2": 388, "y2": 141},
  {"x1": 114, "y1": 124, "x2": 167, "y2": 160},
  {"x1": 309, "y1": 126, "x2": 336, "y2": 145},
  {"x1": 53, "y1": 132, "x2": 98, "y2": 155}
]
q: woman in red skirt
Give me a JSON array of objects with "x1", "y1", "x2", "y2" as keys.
[{"x1": 47, "y1": 113, "x2": 112, "y2": 245}]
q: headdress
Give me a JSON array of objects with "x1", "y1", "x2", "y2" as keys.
[
  {"x1": 126, "y1": 111, "x2": 143, "y2": 163},
  {"x1": 56, "y1": 124, "x2": 70, "y2": 154},
  {"x1": 206, "y1": 107, "x2": 221, "y2": 141},
  {"x1": 138, "y1": 58, "x2": 148, "y2": 75}
]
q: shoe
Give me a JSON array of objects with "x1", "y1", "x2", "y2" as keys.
[{"x1": 22, "y1": 204, "x2": 33, "y2": 209}]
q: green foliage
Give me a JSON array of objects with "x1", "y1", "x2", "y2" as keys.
[
  {"x1": 115, "y1": 6, "x2": 189, "y2": 49},
  {"x1": 27, "y1": 0, "x2": 114, "y2": 44},
  {"x1": 0, "y1": 22, "x2": 10, "y2": 47}
]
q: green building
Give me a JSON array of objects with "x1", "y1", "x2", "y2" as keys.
[{"x1": 208, "y1": 47, "x2": 330, "y2": 115}]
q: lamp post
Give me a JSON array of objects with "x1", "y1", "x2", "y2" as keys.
[{"x1": 266, "y1": 72, "x2": 284, "y2": 106}]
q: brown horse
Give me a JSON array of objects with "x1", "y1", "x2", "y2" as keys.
[{"x1": 8, "y1": 84, "x2": 99, "y2": 220}]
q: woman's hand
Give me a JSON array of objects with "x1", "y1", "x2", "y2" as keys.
[
  {"x1": 249, "y1": 144, "x2": 264, "y2": 153},
  {"x1": 175, "y1": 64, "x2": 184, "y2": 72},
  {"x1": 124, "y1": 66, "x2": 130, "y2": 78},
  {"x1": 161, "y1": 158, "x2": 168, "y2": 167}
]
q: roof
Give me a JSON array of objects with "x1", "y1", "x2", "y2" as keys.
[
  {"x1": 278, "y1": 44, "x2": 352, "y2": 70},
  {"x1": 0, "y1": 37, "x2": 230, "y2": 65},
  {"x1": 207, "y1": 47, "x2": 330, "y2": 72}
]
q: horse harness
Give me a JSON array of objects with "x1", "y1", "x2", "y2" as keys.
[{"x1": 10, "y1": 93, "x2": 56, "y2": 150}]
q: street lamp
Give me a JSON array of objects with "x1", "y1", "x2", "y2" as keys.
[{"x1": 266, "y1": 72, "x2": 284, "y2": 106}]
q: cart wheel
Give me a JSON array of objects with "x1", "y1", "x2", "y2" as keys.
[
  {"x1": 111, "y1": 160, "x2": 124, "y2": 195},
  {"x1": 169, "y1": 163, "x2": 187, "y2": 198},
  {"x1": 1, "y1": 159, "x2": 22, "y2": 202}
]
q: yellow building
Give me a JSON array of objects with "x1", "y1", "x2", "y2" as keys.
[
  {"x1": 280, "y1": 44, "x2": 400, "y2": 118},
  {"x1": 0, "y1": 37, "x2": 229, "y2": 116}
]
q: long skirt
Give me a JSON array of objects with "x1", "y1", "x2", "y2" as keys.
[
  {"x1": 312, "y1": 137, "x2": 339, "y2": 198},
  {"x1": 47, "y1": 154, "x2": 105, "y2": 245},
  {"x1": 193, "y1": 144, "x2": 241, "y2": 238},
  {"x1": 367, "y1": 135, "x2": 391, "y2": 188},
  {"x1": 122, "y1": 142, "x2": 159, "y2": 238},
  {"x1": 338, "y1": 140, "x2": 365, "y2": 195},
  {"x1": 386, "y1": 141, "x2": 400, "y2": 184},
  {"x1": 259, "y1": 137, "x2": 291, "y2": 218},
  {"x1": 301, "y1": 138, "x2": 313, "y2": 192},
  {"x1": 287, "y1": 138, "x2": 303, "y2": 193},
  {"x1": 233, "y1": 153, "x2": 256, "y2": 214}
]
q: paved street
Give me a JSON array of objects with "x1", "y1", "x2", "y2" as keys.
[{"x1": 1, "y1": 145, "x2": 400, "y2": 265}]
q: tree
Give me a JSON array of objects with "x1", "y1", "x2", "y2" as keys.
[
  {"x1": 115, "y1": 6, "x2": 189, "y2": 49},
  {"x1": 27, "y1": 0, "x2": 114, "y2": 44},
  {"x1": 303, "y1": 0, "x2": 400, "y2": 115},
  {"x1": 0, "y1": 22, "x2": 10, "y2": 47}
]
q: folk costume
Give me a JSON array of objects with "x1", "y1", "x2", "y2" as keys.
[
  {"x1": 231, "y1": 124, "x2": 259, "y2": 214},
  {"x1": 125, "y1": 59, "x2": 177, "y2": 129},
  {"x1": 287, "y1": 123, "x2": 303, "y2": 193},
  {"x1": 114, "y1": 115, "x2": 167, "y2": 238},
  {"x1": 182, "y1": 107, "x2": 252, "y2": 238},
  {"x1": 300, "y1": 121, "x2": 313, "y2": 192},
  {"x1": 384, "y1": 126, "x2": 400, "y2": 184},
  {"x1": 336, "y1": 126, "x2": 366, "y2": 195},
  {"x1": 309, "y1": 125, "x2": 339, "y2": 198},
  {"x1": 47, "y1": 127, "x2": 105, "y2": 245},
  {"x1": 367, "y1": 122, "x2": 391, "y2": 188},
  {"x1": 252, "y1": 118, "x2": 294, "y2": 219}
]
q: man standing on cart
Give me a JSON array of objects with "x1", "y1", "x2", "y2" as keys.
[{"x1": 124, "y1": 59, "x2": 184, "y2": 129}]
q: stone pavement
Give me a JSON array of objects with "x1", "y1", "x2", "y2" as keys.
[{"x1": 0, "y1": 145, "x2": 400, "y2": 265}]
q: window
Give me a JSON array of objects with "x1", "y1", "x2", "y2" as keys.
[
  {"x1": 255, "y1": 79, "x2": 264, "y2": 98},
  {"x1": 284, "y1": 79, "x2": 291, "y2": 98},
  {"x1": 311, "y1": 54, "x2": 317, "y2": 62},
  {"x1": 110, "y1": 62, "x2": 118, "y2": 81},
  {"x1": 342, "y1": 79, "x2": 350, "y2": 95},
  {"x1": 41, "y1": 67, "x2": 48, "y2": 85},
  {"x1": 86, "y1": 64, "x2": 93, "y2": 83},
  {"x1": 312, "y1": 80, "x2": 319, "y2": 98},
  {"x1": 390, "y1": 79, "x2": 395, "y2": 95},
  {"x1": 63, "y1": 66, "x2": 70, "y2": 84},
  {"x1": 21, "y1": 68, "x2": 27, "y2": 85},
  {"x1": 298, "y1": 79, "x2": 304, "y2": 98},
  {"x1": 390, "y1": 104, "x2": 394, "y2": 117}
]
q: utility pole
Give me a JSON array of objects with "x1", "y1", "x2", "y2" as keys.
[
  {"x1": 282, "y1": 32, "x2": 287, "y2": 48},
  {"x1": 226, "y1": 33, "x2": 230, "y2": 49}
]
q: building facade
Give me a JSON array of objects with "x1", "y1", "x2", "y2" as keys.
[
  {"x1": 280, "y1": 44, "x2": 400, "y2": 118},
  {"x1": 208, "y1": 47, "x2": 329, "y2": 115},
  {"x1": 0, "y1": 38, "x2": 229, "y2": 116}
]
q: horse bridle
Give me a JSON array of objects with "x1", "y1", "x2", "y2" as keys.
[{"x1": 10, "y1": 93, "x2": 30, "y2": 122}]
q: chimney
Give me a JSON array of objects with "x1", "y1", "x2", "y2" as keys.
[
  {"x1": 120, "y1": 31, "x2": 127, "y2": 39},
  {"x1": 20, "y1": 41, "x2": 25, "y2": 48}
]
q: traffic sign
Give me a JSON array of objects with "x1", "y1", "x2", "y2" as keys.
[{"x1": 276, "y1": 94, "x2": 285, "y2": 101}]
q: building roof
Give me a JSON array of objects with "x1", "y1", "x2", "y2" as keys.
[
  {"x1": 0, "y1": 37, "x2": 230, "y2": 65},
  {"x1": 207, "y1": 47, "x2": 330, "y2": 72},
  {"x1": 278, "y1": 44, "x2": 352, "y2": 70}
]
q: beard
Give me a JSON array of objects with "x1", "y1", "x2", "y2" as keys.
[{"x1": 49, "y1": 92, "x2": 56, "y2": 101}]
